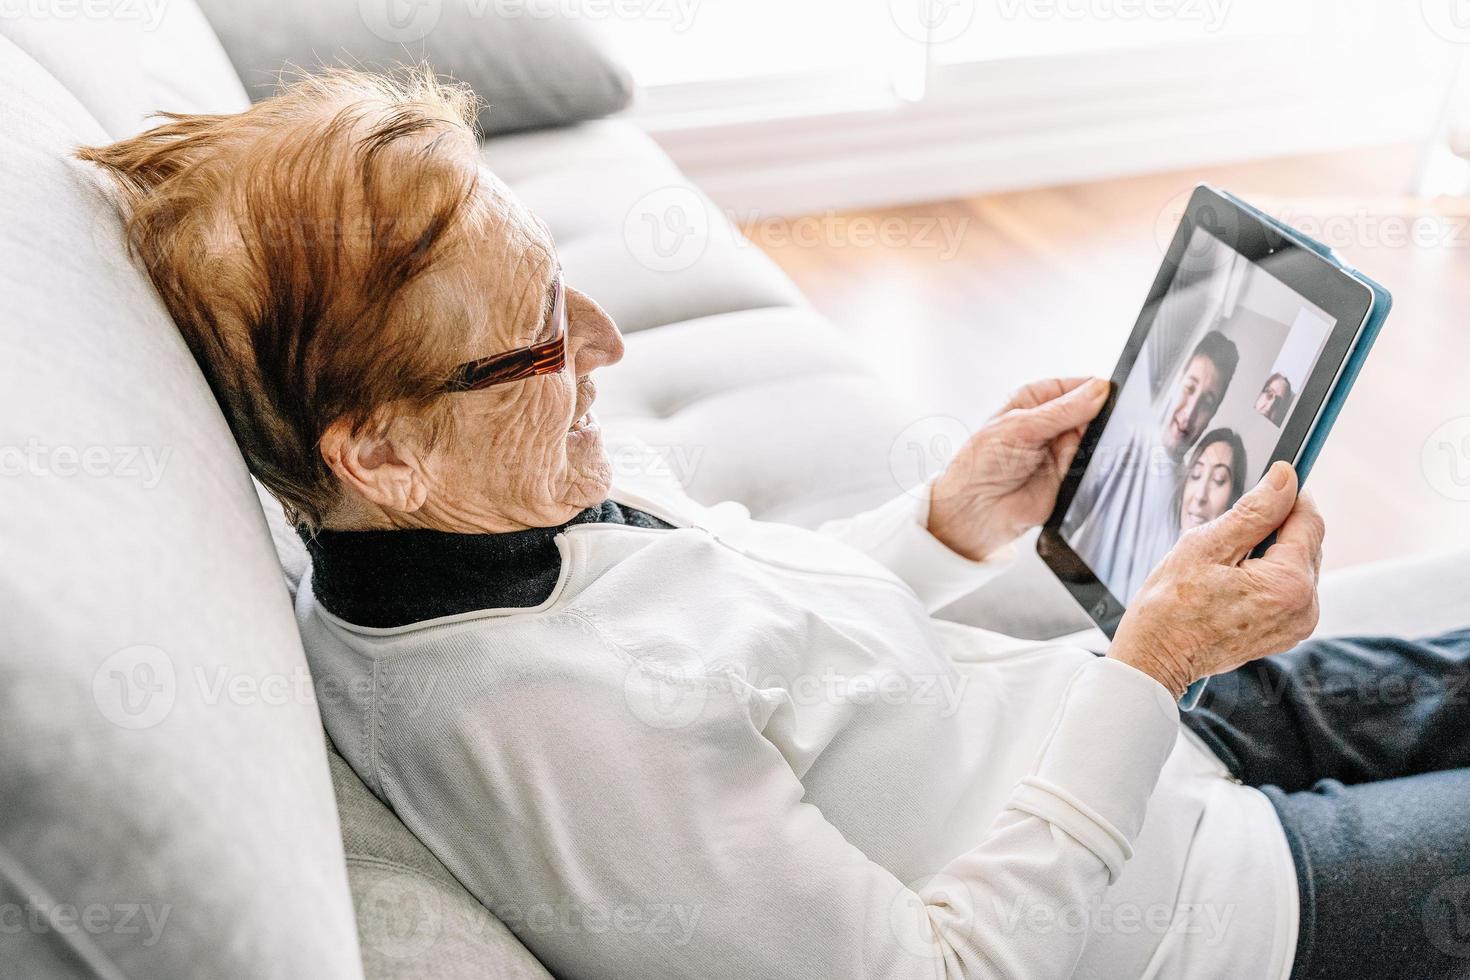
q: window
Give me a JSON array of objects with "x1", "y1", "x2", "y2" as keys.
[{"x1": 609, "y1": 0, "x2": 1449, "y2": 212}]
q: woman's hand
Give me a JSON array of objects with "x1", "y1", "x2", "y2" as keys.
[
  {"x1": 927, "y1": 377, "x2": 1110, "y2": 560},
  {"x1": 1110, "y1": 462, "x2": 1325, "y2": 698}
]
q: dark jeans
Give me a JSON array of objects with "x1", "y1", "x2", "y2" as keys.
[{"x1": 1181, "y1": 628, "x2": 1470, "y2": 980}]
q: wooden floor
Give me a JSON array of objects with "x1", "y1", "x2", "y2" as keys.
[{"x1": 744, "y1": 146, "x2": 1470, "y2": 571}]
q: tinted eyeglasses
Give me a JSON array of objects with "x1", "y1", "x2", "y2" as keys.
[{"x1": 446, "y1": 273, "x2": 567, "y2": 393}]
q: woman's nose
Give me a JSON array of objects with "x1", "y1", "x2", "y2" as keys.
[{"x1": 567, "y1": 287, "x2": 624, "y2": 374}]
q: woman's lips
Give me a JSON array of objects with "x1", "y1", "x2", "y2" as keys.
[{"x1": 569, "y1": 378, "x2": 597, "y2": 432}]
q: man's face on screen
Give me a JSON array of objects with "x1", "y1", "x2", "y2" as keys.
[{"x1": 1163, "y1": 355, "x2": 1226, "y2": 459}]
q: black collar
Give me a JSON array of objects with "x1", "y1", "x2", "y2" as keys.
[{"x1": 302, "y1": 500, "x2": 671, "y2": 628}]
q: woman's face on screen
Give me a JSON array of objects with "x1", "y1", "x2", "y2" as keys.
[{"x1": 1179, "y1": 440, "x2": 1237, "y2": 530}]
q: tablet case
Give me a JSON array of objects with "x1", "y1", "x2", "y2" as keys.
[
  {"x1": 1177, "y1": 187, "x2": 1393, "y2": 709},
  {"x1": 1215, "y1": 188, "x2": 1393, "y2": 485}
]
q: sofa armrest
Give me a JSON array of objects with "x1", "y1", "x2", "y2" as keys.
[{"x1": 1314, "y1": 547, "x2": 1470, "y2": 638}]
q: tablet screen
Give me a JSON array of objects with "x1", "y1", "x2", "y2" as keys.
[{"x1": 1057, "y1": 225, "x2": 1337, "y2": 605}]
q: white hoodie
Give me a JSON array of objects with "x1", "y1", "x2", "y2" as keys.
[{"x1": 298, "y1": 451, "x2": 1296, "y2": 980}]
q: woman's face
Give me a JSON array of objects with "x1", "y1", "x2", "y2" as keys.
[
  {"x1": 409, "y1": 170, "x2": 626, "y2": 531},
  {"x1": 1179, "y1": 440, "x2": 1237, "y2": 530}
]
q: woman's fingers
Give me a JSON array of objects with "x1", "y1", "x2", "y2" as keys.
[{"x1": 1258, "y1": 489, "x2": 1326, "y2": 577}]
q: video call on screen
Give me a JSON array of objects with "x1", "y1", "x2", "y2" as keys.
[{"x1": 1060, "y1": 227, "x2": 1335, "y2": 605}]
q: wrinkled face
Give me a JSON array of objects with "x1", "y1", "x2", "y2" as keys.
[
  {"x1": 1179, "y1": 440, "x2": 1237, "y2": 530},
  {"x1": 1163, "y1": 355, "x2": 1226, "y2": 459},
  {"x1": 1255, "y1": 377, "x2": 1289, "y2": 420},
  {"x1": 413, "y1": 169, "x2": 624, "y2": 531}
]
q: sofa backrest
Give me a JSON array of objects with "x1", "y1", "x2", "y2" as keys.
[
  {"x1": 192, "y1": 0, "x2": 633, "y2": 136},
  {"x1": 0, "y1": 29, "x2": 363, "y2": 978}
]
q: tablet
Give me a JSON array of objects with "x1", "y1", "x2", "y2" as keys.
[{"x1": 1038, "y1": 185, "x2": 1390, "y2": 654}]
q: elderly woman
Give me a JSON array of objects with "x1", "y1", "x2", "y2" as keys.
[{"x1": 81, "y1": 70, "x2": 1470, "y2": 980}]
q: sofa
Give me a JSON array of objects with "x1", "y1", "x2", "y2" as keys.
[{"x1": 2, "y1": 3, "x2": 1467, "y2": 977}]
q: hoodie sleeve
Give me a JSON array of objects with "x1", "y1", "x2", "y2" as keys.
[{"x1": 818, "y1": 481, "x2": 1017, "y2": 612}]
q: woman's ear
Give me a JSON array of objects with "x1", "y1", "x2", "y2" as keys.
[{"x1": 319, "y1": 415, "x2": 431, "y2": 515}]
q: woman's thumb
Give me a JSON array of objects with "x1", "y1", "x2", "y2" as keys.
[
  {"x1": 1025, "y1": 378, "x2": 1109, "y2": 437},
  {"x1": 1192, "y1": 461, "x2": 1298, "y2": 564}
]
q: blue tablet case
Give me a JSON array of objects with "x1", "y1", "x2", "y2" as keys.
[{"x1": 1177, "y1": 188, "x2": 1392, "y2": 710}]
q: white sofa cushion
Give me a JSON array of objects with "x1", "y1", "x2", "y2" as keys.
[
  {"x1": 484, "y1": 122, "x2": 806, "y2": 334},
  {"x1": 597, "y1": 307, "x2": 914, "y2": 526},
  {"x1": 327, "y1": 749, "x2": 554, "y2": 979},
  {"x1": 0, "y1": 36, "x2": 361, "y2": 979},
  {"x1": 0, "y1": 0, "x2": 249, "y2": 138}
]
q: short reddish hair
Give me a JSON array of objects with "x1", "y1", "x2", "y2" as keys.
[{"x1": 78, "y1": 67, "x2": 483, "y2": 527}]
